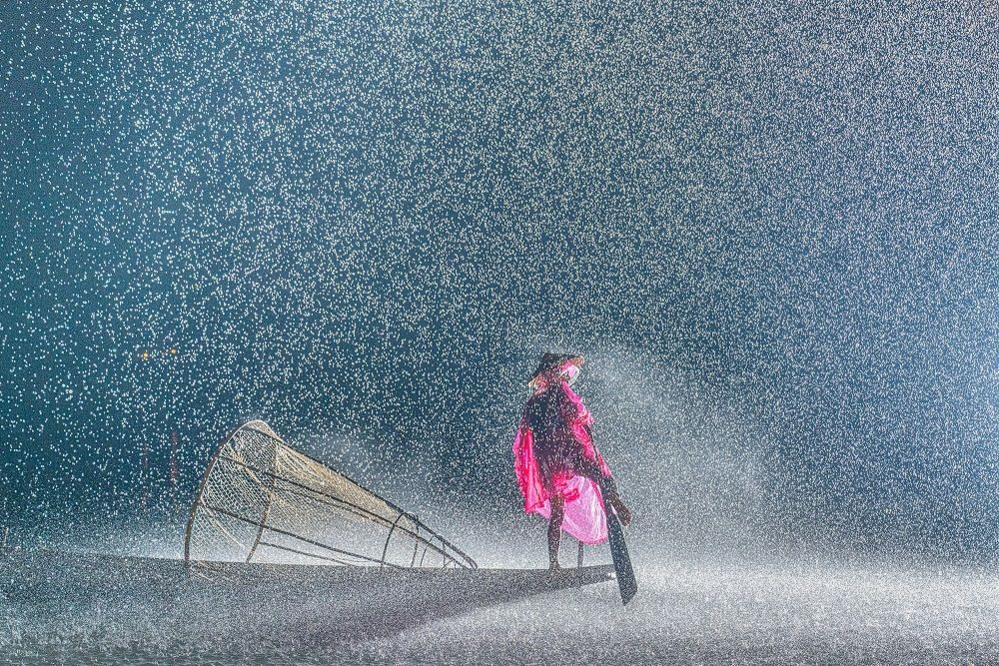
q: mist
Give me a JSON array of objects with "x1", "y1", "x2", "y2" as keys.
[{"x1": 3, "y1": 0, "x2": 999, "y2": 661}]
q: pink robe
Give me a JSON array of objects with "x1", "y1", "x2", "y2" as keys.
[{"x1": 512, "y1": 382, "x2": 613, "y2": 544}]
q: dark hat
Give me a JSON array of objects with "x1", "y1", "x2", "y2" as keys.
[{"x1": 527, "y1": 352, "x2": 584, "y2": 388}]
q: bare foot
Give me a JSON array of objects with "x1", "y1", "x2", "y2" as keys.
[{"x1": 547, "y1": 564, "x2": 570, "y2": 583}]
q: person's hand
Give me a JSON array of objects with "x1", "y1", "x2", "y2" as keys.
[{"x1": 612, "y1": 498, "x2": 632, "y2": 527}]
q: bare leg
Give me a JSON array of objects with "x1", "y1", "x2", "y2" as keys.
[{"x1": 548, "y1": 495, "x2": 565, "y2": 571}]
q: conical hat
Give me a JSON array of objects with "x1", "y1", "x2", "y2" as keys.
[{"x1": 527, "y1": 353, "x2": 584, "y2": 388}]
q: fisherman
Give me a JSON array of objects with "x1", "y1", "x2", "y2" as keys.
[{"x1": 513, "y1": 353, "x2": 631, "y2": 574}]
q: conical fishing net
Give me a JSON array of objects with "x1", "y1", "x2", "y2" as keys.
[{"x1": 184, "y1": 420, "x2": 476, "y2": 572}]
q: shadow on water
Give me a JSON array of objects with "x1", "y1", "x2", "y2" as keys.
[{"x1": 0, "y1": 547, "x2": 613, "y2": 663}]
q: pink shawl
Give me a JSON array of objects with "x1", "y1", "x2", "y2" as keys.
[{"x1": 512, "y1": 382, "x2": 613, "y2": 544}]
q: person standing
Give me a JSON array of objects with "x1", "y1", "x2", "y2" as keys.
[{"x1": 512, "y1": 353, "x2": 631, "y2": 573}]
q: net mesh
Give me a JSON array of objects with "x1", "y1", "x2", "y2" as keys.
[{"x1": 185, "y1": 420, "x2": 476, "y2": 571}]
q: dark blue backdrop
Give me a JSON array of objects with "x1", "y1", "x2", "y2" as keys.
[{"x1": 2, "y1": 0, "x2": 996, "y2": 557}]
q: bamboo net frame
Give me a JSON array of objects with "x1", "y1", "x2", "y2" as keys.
[{"x1": 184, "y1": 420, "x2": 477, "y2": 572}]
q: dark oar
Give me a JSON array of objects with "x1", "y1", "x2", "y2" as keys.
[{"x1": 599, "y1": 479, "x2": 637, "y2": 605}]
